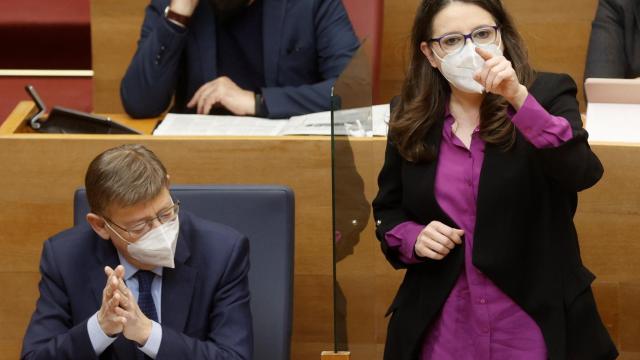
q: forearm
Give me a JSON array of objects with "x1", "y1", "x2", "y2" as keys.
[
  {"x1": 530, "y1": 73, "x2": 604, "y2": 191},
  {"x1": 511, "y1": 93, "x2": 573, "y2": 149},
  {"x1": 385, "y1": 221, "x2": 425, "y2": 265},
  {"x1": 261, "y1": 79, "x2": 334, "y2": 119},
  {"x1": 121, "y1": 3, "x2": 188, "y2": 118}
]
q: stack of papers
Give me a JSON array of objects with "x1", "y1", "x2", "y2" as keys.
[
  {"x1": 153, "y1": 105, "x2": 390, "y2": 137},
  {"x1": 584, "y1": 77, "x2": 640, "y2": 143},
  {"x1": 586, "y1": 103, "x2": 640, "y2": 143}
]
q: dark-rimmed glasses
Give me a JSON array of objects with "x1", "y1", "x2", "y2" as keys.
[
  {"x1": 104, "y1": 200, "x2": 180, "y2": 239},
  {"x1": 429, "y1": 25, "x2": 500, "y2": 55}
]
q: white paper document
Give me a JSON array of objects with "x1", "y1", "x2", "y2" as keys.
[
  {"x1": 153, "y1": 114, "x2": 289, "y2": 136},
  {"x1": 586, "y1": 103, "x2": 640, "y2": 143},
  {"x1": 153, "y1": 105, "x2": 390, "y2": 137}
]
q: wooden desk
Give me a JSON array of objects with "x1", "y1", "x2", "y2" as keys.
[{"x1": 1, "y1": 102, "x2": 639, "y2": 359}]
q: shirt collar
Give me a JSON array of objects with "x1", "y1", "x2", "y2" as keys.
[
  {"x1": 117, "y1": 251, "x2": 163, "y2": 281},
  {"x1": 443, "y1": 101, "x2": 456, "y2": 141},
  {"x1": 443, "y1": 97, "x2": 487, "y2": 140}
]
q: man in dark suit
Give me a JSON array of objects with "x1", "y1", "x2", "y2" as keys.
[
  {"x1": 585, "y1": 0, "x2": 640, "y2": 80},
  {"x1": 120, "y1": 0, "x2": 360, "y2": 119},
  {"x1": 21, "y1": 144, "x2": 252, "y2": 360}
]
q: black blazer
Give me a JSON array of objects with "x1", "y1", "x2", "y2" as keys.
[
  {"x1": 372, "y1": 73, "x2": 618, "y2": 360},
  {"x1": 584, "y1": 0, "x2": 640, "y2": 79}
]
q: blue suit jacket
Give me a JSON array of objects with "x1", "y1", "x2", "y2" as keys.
[
  {"x1": 21, "y1": 211, "x2": 252, "y2": 360},
  {"x1": 584, "y1": 0, "x2": 640, "y2": 80},
  {"x1": 120, "y1": 0, "x2": 360, "y2": 119}
]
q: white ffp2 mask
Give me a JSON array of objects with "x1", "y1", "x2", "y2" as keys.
[
  {"x1": 434, "y1": 40, "x2": 503, "y2": 94},
  {"x1": 108, "y1": 217, "x2": 180, "y2": 268}
]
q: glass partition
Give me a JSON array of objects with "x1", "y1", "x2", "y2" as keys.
[{"x1": 329, "y1": 37, "x2": 398, "y2": 359}]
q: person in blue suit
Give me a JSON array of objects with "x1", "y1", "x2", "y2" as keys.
[
  {"x1": 120, "y1": 0, "x2": 360, "y2": 119},
  {"x1": 21, "y1": 144, "x2": 252, "y2": 360},
  {"x1": 584, "y1": 0, "x2": 640, "y2": 80}
]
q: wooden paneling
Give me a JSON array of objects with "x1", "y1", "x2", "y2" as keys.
[
  {"x1": 91, "y1": 0, "x2": 148, "y2": 113},
  {"x1": 620, "y1": 282, "x2": 640, "y2": 352},
  {"x1": 378, "y1": 0, "x2": 417, "y2": 104},
  {"x1": 379, "y1": 0, "x2": 599, "y2": 109}
]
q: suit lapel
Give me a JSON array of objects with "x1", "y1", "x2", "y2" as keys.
[
  {"x1": 473, "y1": 138, "x2": 527, "y2": 267},
  {"x1": 262, "y1": 0, "x2": 287, "y2": 85},
  {"x1": 421, "y1": 120, "x2": 446, "y2": 219},
  {"x1": 407, "y1": 118, "x2": 456, "y2": 227},
  {"x1": 161, "y1": 228, "x2": 197, "y2": 332},
  {"x1": 89, "y1": 235, "x2": 120, "y2": 308},
  {"x1": 476, "y1": 142, "x2": 499, "y2": 203},
  {"x1": 635, "y1": 3, "x2": 640, "y2": 35},
  {"x1": 474, "y1": 141, "x2": 498, "y2": 259}
]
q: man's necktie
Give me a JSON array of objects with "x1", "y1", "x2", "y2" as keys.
[{"x1": 135, "y1": 270, "x2": 158, "y2": 359}]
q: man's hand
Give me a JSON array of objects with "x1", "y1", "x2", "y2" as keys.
[
  {"x1": 169, "y1": 0, "x2": 199, "y2": 17},
  {"x1": 187, "y1": 76, "x2": 256, "y2": 116},
  {"x1": 97, "y1": 265, "x2": 128, "y2": 336},
  {"x1": 114, "y1": 287, "x2": 154, "y2": 346},
  {"x1": 414, "y1": 221, "x2": 464, "y2": 260}
]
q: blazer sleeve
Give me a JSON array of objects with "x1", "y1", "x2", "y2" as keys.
[
  {"x1": 261, "y1": 0, "x2": 360, "y2": 118},
  {"x1": 584, "y1": 0, "x2": 628, "y2": 79},
  {"x1": 531, "y1": 73, "x2": 604, "y2": 192},
  {"x1": 120, "y1": 0, "x2": 188, "y2": 118},
  {"x1": 21, "y1": 240, "x2": 98, "y2": 360},
  {"x1": 372, "y1": 139, "x2": 417, "y2": 270},
  {"x1": 156, "y1": 236, "x2": 252, "y2": 360}
]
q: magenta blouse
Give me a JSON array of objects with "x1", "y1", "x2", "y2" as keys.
[{"x1": 385, "y1": 94, "x2": 573, "y2": 359}]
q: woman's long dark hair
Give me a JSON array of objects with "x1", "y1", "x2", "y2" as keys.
[{"x1": 389, "y1": 0, "x2": 535, "y2": 163}]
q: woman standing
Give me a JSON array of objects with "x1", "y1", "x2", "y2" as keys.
[{"x1": 372, "y1": 0, "x2": 618, "y2": 359}]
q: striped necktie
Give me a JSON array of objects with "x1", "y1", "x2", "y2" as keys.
[{"x1": 135, "y1": 270, "x2": 157, "y2": 360}]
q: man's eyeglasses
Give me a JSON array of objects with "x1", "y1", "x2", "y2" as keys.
[
  {"x1": 104, "y1": 200, "x2": 180, "y2": 239},
  {"x1": 429, "y1": 25, "x2": 500, "y2": 55}
]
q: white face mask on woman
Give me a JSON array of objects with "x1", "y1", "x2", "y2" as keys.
[
  {"x1": 107, "y1": 217, "x2": 180, "y2": 269},
  {"x1": 433, "y1": 39, "x2": 503, "y2": 94}
]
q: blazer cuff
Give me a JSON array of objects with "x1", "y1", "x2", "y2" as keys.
[
  {"x1": 511, "y1": 94, "x2": 573, "y2": 149},
  {"x1": 151, "y1": 15, "x2": 189, "y2": 68},
  {"x1": 163, "y1": 16, "x2": 188, "y2": 34},
  {"x1": 385, "y1": 221, "x2": 425, "y2": 265}
]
